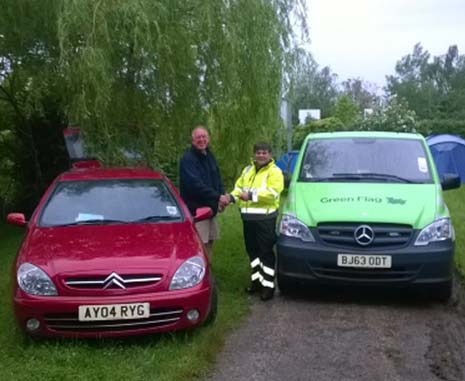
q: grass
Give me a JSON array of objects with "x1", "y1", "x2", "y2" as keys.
[
  {"x1": 444, "y1": 186, "x2": 465, "y2": 274},
  {"x1": 0, "y1": 206, "x2": 250, "y2": 381}
]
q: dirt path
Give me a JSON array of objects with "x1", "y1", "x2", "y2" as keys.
[{"x1": 207, "y1": 276, "x2": 465, "y2": 381}]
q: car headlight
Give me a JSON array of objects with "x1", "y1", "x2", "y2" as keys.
[
  {"x1": 169, "y1": 256, "x2": 206, "y2": 290},
  {"x1": 17, "y1": 263, "x2": 57, "y2": 296},
  {"x1": 279, "y1": 214, "x2": 315, "y2": 242},
  {"x1": 414, "y1": 218, "x2": 454, "y2": 246}
]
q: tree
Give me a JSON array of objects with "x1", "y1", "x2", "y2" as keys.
[
  {"x1": 341, "y1": 78, "x2": 380, "y2": 111},
  {"x1": 333, "y1": 95, "x2": 360, "y2": 128},
  {"x1": 386, "y1": 43, "x2": 465, "y2": 120},
  {"x1": 0, "y1": 0, "x2": 307, "y2": 212},
  {"x1": 358, "y1": 96, "x2": 418, "y2": 132},
  {"x1": 287, "y1": 49, "x2": 339, "y2": 125}
]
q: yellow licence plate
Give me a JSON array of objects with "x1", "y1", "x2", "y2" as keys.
[{"x1": 78, "y1": 303, "x2": 150, "y2": 321}]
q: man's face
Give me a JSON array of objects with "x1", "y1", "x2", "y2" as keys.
[
  {"x1": 254, "y1": 149, "x2": 272, "y2": 166},
  {"x1": 192, "y1": 128, "x2": 210, "y2": 151}
]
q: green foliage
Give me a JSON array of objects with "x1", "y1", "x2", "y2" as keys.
[
  {"x1": 333, "y1": 95, "x2": 360, "y2": 128},
  {"x1": 357, "y1": 96, "x2": 418, "y2": 132},
  {"x1": 444, "y1": 187, "x2": 465, "y2": 274},
  {"x1": 387, "y1": 43, "x2": 465, "y2": 121},
  {"x1": 0, "y1": 0, "x2": 307, "y2": 209},
  {"x1": 292, "y1": 117, "x2": 344, "y2": 149},
  {"x1": 416, "y1": 119, "x2": 465, "y2": 137},
  {"x1": 0, "y1": 1, "x2": 68, "y2": 214},
  {"x1": 287, "y1": 49, "x2": 339, "y2": 125},
  {"x1": 57, "y1": 0, "x2": 306, "y2": 186},
  {"x1": 341, "y1": 78, "x2": 380, "y2": 111}
]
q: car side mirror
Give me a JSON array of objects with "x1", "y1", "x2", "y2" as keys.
[
  {"x1": 441, "y1": 173, "x2": 461, "y2": 191},
  {"x1": 7, "y1": 213, "x2": 27, "y2": 227},
  {"x1": 194, "y1": 207, "x2": 213, "y2": 222}
]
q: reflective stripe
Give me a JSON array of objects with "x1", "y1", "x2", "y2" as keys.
[
  {"x1": 262, "y1": 265, "x2": 275, "y2": 276},
  {"x1": 250, "y1": 258, "x2": 261, "y2": 268},
  {"x1": 261, "y1": 279, "x2": 275, "y2": 289},
  {"x1": 267, "y1": 187, "x2": 279, "y2": 198},
  {"x1": 241, "y1": 207, "x2": 276, "y2": 214},
  {"x1": 251, "y1": 272, "x2": 262, "y2": 281}
]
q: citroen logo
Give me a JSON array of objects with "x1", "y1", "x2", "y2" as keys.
[
  {"x1": 102, "y1": 272, "x2": 126, "y2": 289},
  {"x1": 354, "y1": 225, "x2": 374, "y2": 246}
]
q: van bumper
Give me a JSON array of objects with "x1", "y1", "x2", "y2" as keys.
[{"x1": 277, "y1": 236, "x2": 454, "y2": 287}]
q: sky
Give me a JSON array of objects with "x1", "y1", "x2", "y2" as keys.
[{"x1": 307, "y1": 0, "x2": 465, "y2": 88}]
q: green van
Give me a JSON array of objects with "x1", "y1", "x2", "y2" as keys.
[{"x1": 277, "y1": 131, "x2": 460, "y2": 300}]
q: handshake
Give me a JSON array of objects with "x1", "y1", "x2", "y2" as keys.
[
  {"x1": 218, "y1": 191, "x2": 256, "y2": 212},
  {"x1": 218, "y1": 194, "x2": 233, "y2": 212}
]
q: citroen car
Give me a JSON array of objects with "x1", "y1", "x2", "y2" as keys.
[
  {"x1": 7, "y1": 166, "x2": 217, "y2": 338},
  {"x1": 277, "y1": 131, "x2": 460, "y2": 301}
]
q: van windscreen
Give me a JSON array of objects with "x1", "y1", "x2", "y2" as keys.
[{"x1": 299, "y1": 138, "x2": 433, "y2": 183}]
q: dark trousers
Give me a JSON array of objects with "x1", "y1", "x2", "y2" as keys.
[{"x1": 243, "y1": 217, "x2": 277, "y2": 289}]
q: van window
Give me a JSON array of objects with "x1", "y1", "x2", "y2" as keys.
[{"x1": 299, "y1": 138, "x2": 433, "y2": 183}]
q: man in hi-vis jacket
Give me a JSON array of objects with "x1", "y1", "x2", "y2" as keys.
[{"x1": 229, "y1": 142, "x2": 284, "y2": 301}]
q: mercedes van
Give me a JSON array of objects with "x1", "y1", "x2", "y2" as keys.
[{"x1": 277, "y1": 131, "x2": 460, "y2": 300}]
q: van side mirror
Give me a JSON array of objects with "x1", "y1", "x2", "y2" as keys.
[
  {"x1": 441, "y1": 173, "x2": 461, "y2": 191},
  {"x1": 7, "y1": 213, "x2": 27, "y2": 227},
  {"x1": 284, "y1": 173, "x2": 291, "y2": 188},
  {"x1": 194, "y1": 207, "x2": 213, "y2": 222}
]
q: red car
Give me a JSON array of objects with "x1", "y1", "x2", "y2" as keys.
[{"x1": 7, "y1": 166, "x2": 217, "y2": 338}]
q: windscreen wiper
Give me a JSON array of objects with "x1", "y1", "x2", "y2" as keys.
[
  {"x1": 133, "y1": 215, "x2": 180, "y2": 222},
  {"x1": 54, "y1": 219, "x2": 127, "y2": 227},
  {"x1": 332, "y1": 172, "x2": 419, "y2": 183}
]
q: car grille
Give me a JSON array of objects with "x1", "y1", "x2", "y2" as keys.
[
  {"x1": 317, "y1": 223, "x2": 413, "y2": 249},
  {"x1": 65, "y1": 274, "x2": 163, "y2": 290},
  {"x1": 312, "y1": 265, "x2": 419, "y2": 282},
  {"x1": 44, "y1": 307, "x2": 183, "y2": 332}
]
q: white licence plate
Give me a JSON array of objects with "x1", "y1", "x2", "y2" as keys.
[
  {"x1": 78, "y1": 303, "x2": 150, "y2": 321},
  {"x1": 337, "y1": 254, "x2": 392, "y2": 268}
]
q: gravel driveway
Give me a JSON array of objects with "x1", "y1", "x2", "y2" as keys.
[{"x1": 207, "y1": 275, "x2": 465, "y2": 381}]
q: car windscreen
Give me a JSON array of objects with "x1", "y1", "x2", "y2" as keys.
[
  {"x1": 39, "y1": 179, "x2": 183, "y2": 227},
  {"x1": 299, "y1": 137, "x2": 433, "y2": 184}
]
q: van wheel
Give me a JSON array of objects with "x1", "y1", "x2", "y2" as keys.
[
  {"x1": 205, "y1": 282, "x2": 218, "y2": 325},
  {"x1": 430, "y1": 281, "x2": 452, "y2": 303},
  {"x1": 278, "y1": 273, "x2": 298, "y2": 295}
]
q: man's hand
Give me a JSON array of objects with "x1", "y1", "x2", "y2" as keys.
[
  {"x1": 239, "y1": 191, "x2": 250, "y2": 201},
  {"x1": 218, "y1": 194, "x2": 231, "y2": 212},
  {"x1": 219, "y1": 194, "x2": 230, "y2": 206}
]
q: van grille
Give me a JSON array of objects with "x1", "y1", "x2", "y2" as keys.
[{"x1": 317, "y1": 223, "x2": 413, "y2": 249}]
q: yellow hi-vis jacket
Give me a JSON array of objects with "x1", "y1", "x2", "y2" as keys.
[{"x1": 230, "y1": 159, "x2": 284, "y2": 216}]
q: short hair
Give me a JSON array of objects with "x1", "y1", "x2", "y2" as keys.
[
  {"x1": 253, "y1": 142, "x2": 272, "y2": 153},
  {"x1": 191, "y1": 125, "x2": 210, "y2": 138}
]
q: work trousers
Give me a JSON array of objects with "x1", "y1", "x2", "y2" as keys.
[{"x1": 242, "y1": 216, "x2": 277, "y2": 289}]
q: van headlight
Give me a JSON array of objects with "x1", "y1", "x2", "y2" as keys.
[
  {"x1": 414, "y1": 218, "x2": 454, "y2": 246},
  {"x1": 170, "y1": 256, "x2": 206, "y2": 290},
  {"x1": 17, "y1": 263, "x2": 58, "y2": 296},
  {"x1": 279, "y1": 214, "x2": 315, "y2": 242}
]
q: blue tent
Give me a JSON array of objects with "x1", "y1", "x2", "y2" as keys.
[
  {"x1": 276, "y1": 150, "x2": 299, "y2": 177},
  {"x1": 427, "y1": 134, "x2": 465, "y2": 183}
]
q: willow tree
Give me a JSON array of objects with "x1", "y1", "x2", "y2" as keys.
[{"x1": 57, "y1": 0, "x2": 306, "y2": 183}]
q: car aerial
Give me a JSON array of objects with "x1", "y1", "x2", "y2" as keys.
[
  {"x1": 277, "y1": 131, "x2": 461, "y2": 301},
  {"x1": 7, "y1": 165, "x2": 217, "y2": 338}
]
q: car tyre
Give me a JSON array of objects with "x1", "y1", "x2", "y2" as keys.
[
  {"x1": 205, "y1": 281, "x2": 218, "y2": 325},
  {"x1": 277, "y1": 273, "x2": 298, "y2": 295},
  {"x1": 430, "y1": 280, "x2": 452, "y2": 303}
]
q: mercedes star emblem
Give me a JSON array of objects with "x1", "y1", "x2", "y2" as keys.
[{"x1": 354, "y1": 225, "x2": 375, "y2": 246}]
